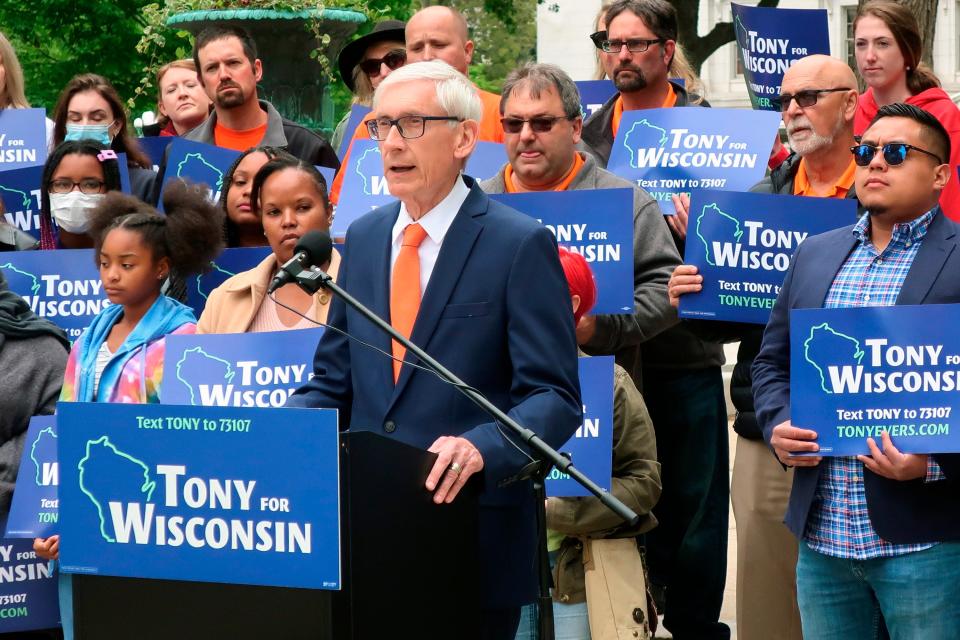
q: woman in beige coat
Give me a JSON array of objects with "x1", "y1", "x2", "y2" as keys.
[{"x1": 198, "y1": 156, "x2": 340, "y2": 334}]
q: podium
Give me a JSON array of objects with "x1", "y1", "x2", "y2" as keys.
[{"x1": 70, "y1": 431, "x2": 481, "y2": 639}]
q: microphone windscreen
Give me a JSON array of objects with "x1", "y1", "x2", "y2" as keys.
[{"x1": 294, "y1": 230, "x2": 333, "y2": 268}]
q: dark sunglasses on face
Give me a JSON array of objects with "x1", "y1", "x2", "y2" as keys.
[
  {"x1": 360, "y1": 49, "x2": 407, "y2": 78},
  {"x1": 850, "y1": 142, "x2": 944, "y2": 167},
  {"x1": 499, "y1": 115, "x2": 572, "y2": 134},
  {"x1": 773, "y1": 87, "x2": 851, "y2": 112}
]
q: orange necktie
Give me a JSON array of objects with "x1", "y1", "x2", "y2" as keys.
[{"x1": 391, "y1": 223, "x2": 428, "y2": 382}]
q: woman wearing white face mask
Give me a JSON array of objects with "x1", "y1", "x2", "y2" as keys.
[{"x1": 38, "y1": 141, "x2": 122, "y2": 250}]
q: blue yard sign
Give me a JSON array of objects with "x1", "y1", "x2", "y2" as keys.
[
  {"x1": 680, "y1": 189, "x2": 854, "y2": 323},
  {"x1": 791, "y1": 305, "x2": 960, "y2": 456},
  {"x1": 0, "y1": 516, "x2": 60, "y2": 632},
  {"x1": 0, "y1": 165, "x2": 43, "y2": 236},
  {"x1": 162, "y1": 329, "x2": 324, "y2": 409},
  {"x1": 576, "y1": 81, "x2": 618, "y2": 119},
  {"x1": 607, "y1": 108, "x2": 780, "y2": 214},
  {"x1": 137, "y1": 137, "x2": 175, "y2": 172},
  {"x1": 0, "y1": 249, "x2": 108, "y2": 341},
  {"x1": 337, "y1": 105, "x2": 372, "y2": 158},
  {"x1": 732, "y1": 4, "x2": 830, "y2": 111},
  {"x1": 57, "y1": 402, "x2": 341, "y2": 590},
  {"x1": 185, "y1": 246, "x2": 272, "y2": 319},
  {"x1": 6, "y1": 417, "x2": 59, "y2": 539},
  {"x1": 547, "y1": 357, "x2": 614, "y2": 497},
  {"x1": 489, "y1": 189, "x2": 635, "y2": 314},
  {"x1": 0, "y1": 108, "x2": 47, "y2": 171},
  {"x1": 159, "y1": 138, "x2": 240, "y2": 211}
]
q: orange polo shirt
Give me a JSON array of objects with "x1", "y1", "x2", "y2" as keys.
[
  {"x1": 610, "y1": 84, "x2": 677, "y2": 137},
  {"x1": 214, "y1": 121, "x2": 268, "y2": 152},
  {"x1": 503, "y1": 152, "x2": 585, "y2": 193},
  {"x1": 792, "y1": 157, "x2": 856, "y2": 199},
  {"x1": 330, "y1": 86, "x2": 506, "y2": 205}
]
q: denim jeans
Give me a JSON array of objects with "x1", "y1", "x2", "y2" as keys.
[
  {"x1": 796, "y1": 542, "x2": 960, "y2": 639},
  {"x1": 515, "y1": 601, "x2": 591, "y2": 640}
]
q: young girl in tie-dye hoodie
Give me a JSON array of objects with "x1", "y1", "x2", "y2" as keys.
[{"x1": 34, "y1": 179, "x2": 224, "y2": 638}]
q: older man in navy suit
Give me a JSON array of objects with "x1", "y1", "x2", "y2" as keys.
[
  {"x1": 753, "y1": 103, "x2": 960, "y2": 639},
  {"x1": 287, "y1": 60, "x2": 581, "y2": 638}
]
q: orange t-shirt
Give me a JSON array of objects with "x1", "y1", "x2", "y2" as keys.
[
  {"x1": 792, "y1": 157, "x2": 856, "y2": 199},
  {"x1": 503, "y1": 152, "x2": 585, "y2": 193},
  {"x1": 214, "y1": 121, "x2": 268, "y2": 152},
  {"x1": 610, "y1": 84, "x2": 677, "y2": 137},
  {"x1": 330, "y1": 86, "x2": 506, "y2": 205}
]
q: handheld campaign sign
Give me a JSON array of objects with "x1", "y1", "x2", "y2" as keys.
[
  {"x1": 547, "y1": 357, "x2": 614, "y2": 497},
  {"x1": 680, "y1": 189, "x2": 854, "y2": 323},
  {"x1": 790, "y1": 305, "x2": 960, "y2": 456},
  {"x1": 0, "y1": 165, "x2": 43, "y2": 236},
  {"x1": 137, "y1": 136, "x2": 174, "y2": 172},
  {"x1": 0, "y1": 108, "x2": 47, "y2": 171},
  {"x1": 607, "y1": 108, "x2": 780, "y2": 214},
  {"x1": 0, "y1": 516, "x2": 59, "y2": 633},
  {"x1": 489, "y1": 189, "x2": 635, "y2": 314},
  {"x1": 337, "y1": 105, "x2": 372, "y2": 158},
  {"x1": 576, "y1": 80, "x2": 617, "y2": 119},
  {"x1": 162, "y1": 328, "x2": 324, "y2": 409},
  {"x1": 6, "y1": 417, "x2": 59, "y2": 539},
  {"x1": 185, "y1": 246, "x2": 272, "y2": 318},
  {"x1": 732, "y1": 4, "x2": 830, "y2": 111},
  {"x1": 334, "y1": 140, "x2": 507, "y2": 236},
  {"x1": 159, "y1": 138, "x2": 240, "y2": 211},
  {"x1": 58, "y1": 402, "x2": 341, "y2": 589},
  {"x1": 0, "y1": 249, "x2": 108, "y2": 341}
]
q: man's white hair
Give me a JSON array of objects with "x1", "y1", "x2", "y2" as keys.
[{"x1": 373, "y1": 60, "x2": 482, "y2": 123}]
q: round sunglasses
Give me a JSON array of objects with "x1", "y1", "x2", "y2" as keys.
[{"x1": 850, "y1": 142, "x2": 944, "y2": 167}]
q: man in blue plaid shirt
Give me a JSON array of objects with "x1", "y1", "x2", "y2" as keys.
[{"x1": 753, "y1": 102, "x2": 960, "y2": 639}]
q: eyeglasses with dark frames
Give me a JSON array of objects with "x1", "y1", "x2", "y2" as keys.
[
  {"x1": 773, "y1": 88, "x2": 851, "y2": 112},
  {"x1": 48, "y1": 178, "x2": 106, "y2": 194},
  {"x1": 850, "y1": 142, "x2": 944, "y2": 167},
  {"x1": 593, "y1": 37, "x2": 666, "y2": 54},
  {"x1": 365, "y1": 115, "x2": 463, "y2": 141}
]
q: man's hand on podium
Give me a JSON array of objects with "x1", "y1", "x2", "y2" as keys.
[{"x1": 425, "y1": 436, "x2": 484, "y2": 504}]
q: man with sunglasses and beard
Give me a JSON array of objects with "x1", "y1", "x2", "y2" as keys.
[
  {"x1": 185, "y1": 25, "x2": 339, "y2": 169},
  {"x1": 480, "y1": 62, "x2": 679, "y2": 367},
  {"x1": 667, "y1": 55, "x2": 861, "y2": 640},
  {"x1": 752, "y1": 102, "x2": 960, "y2": 639}
]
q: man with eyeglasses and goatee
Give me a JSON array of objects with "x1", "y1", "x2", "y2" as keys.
[
  {"x1": 668, "y1": 55, "x2": 861, "y2": 640},
  {"x1": 752, "y1": 101, "x2": 960, "y2": 639},
  {"x1": 480, "y1": 61, "x2": 680, "y2": 385}
]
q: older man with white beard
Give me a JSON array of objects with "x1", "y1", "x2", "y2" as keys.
[{"x1": 666, "y1": 54, "x2": 863, "y2": 640}]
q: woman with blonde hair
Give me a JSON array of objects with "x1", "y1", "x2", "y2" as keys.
[
  {"x1": 0, "y1": 31, "x2": 55, "y2": 147},
  {"x1": 144, "y1": 59, "x2": 211, "y2": 137}
]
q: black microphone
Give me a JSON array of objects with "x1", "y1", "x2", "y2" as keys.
[{"x1": 267, "y1": 230, "x2": 333, "y2": 294}]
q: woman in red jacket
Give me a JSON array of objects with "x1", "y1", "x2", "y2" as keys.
[{"x1": 853, "y1": 0, "x2": 960, "y2": 219}]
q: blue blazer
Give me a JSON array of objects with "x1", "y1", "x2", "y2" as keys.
[
  {"x1": 752, "y1": 209, "x2": 960, "y2": 544},
  {"x1": 288, "y1": 178, "x2": 582, "y2": 608}
]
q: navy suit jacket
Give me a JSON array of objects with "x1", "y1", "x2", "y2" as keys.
[
  {"x1": 287, "y1": 177, "x2": 582, "y2": 608},
  {"x1": 753, "y1": 209, "x2": 960, "y2": 544}
]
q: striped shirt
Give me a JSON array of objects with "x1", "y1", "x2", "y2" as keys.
[{"x1": 805, "y1": 208, "x2": 945, "y2": 559}]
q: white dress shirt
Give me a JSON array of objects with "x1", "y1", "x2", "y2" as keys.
[{"x1": 390, "y1": 175, "x2": 471, "y2": 293}]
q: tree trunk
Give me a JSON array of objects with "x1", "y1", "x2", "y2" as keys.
[
  {"x1": 857, "y1": 0, "x2": 937, "y2": 66},
  {"x1": 676, "y1": 0, "x2": 781, "y2": 75}
]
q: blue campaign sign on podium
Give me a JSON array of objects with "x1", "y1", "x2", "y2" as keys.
[
  {"x1": 732, "y1": 4, "x2": 830, "y2": 111},
  {"x1": 158, "y1": 138, "x2": 240, "y2": 211},
  {"x1": 547, "y1": 357, "x2": 614, "y2": 497},
  {"x1": 0, "y1": 108, "x2": 47, "y2": 171},
  {"x1": 6, "y1": 416, "x2": 59, "y2": 539},
  {"x1": 185, "y1": 246, "x2": 272, "y2": 318},
  {"x1": 680, "y1": 189, "x2": 854, "y2": 323},
  {"x1": 489, "y1": 189, "x2": 635, "y2": 314},
  {"x1": 334, "y1": 140, "x2": 507, "y2": 236},
  {"x1": 790, "y1": 305, "x2": 960, "y2": 457},
  {"x1": 607, "y1": 108, "x2": 780, "y2": 214},
  {"x1": 162, "y1": 328, "x2": 324, "y2": 409},
  {"x1": 0, "y1": 249, "x2": 108, "y2": 341},
  {"x1": 0, "y1": 516, "x2": 60, "y2": 633},
  {"x1": 57, "y1": 402, "x2": 341, "y2": 590}
]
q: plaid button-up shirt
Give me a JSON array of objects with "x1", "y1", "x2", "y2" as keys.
[{"x1": 804, "y1": 208, "x2": 944, "y2": 559}]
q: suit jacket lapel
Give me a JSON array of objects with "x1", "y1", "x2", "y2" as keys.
[
  {"x1": 389, "y1": 184, "x2": 486, "y2": 405},
  {"x1": 898, "y1": 210, "x2": 956, "y2": 305},
  {"x1": 369, "y1": 204, "x2": 400, "y2": 392}
]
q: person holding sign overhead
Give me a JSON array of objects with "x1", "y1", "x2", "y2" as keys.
[
  {"x1": 479, "y1": 62, "x2": 679, "y2": 387},
  {"x1": 853, "y1": 0, "x2": 960, "y2": 221},
  {"x1": 287, "y1": 60, "x2": 581, "y2": 639},
  {"x1": 752, "y1": 103, "x2": 960, "y2": 639},
  {"x1": 667, "y1": 54, "x2": 861, "y2": 640},
  {"x1": 198, "y1": 155, "x2": 340, "y2": 334}
]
